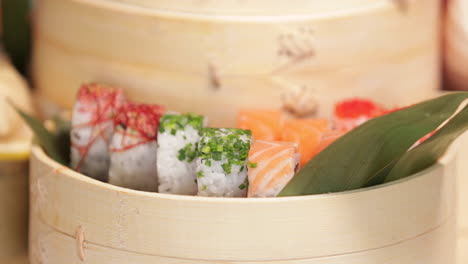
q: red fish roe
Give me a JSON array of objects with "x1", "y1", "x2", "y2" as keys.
[
  {"x1": 334, "y1": 98, "x2": 386, "y2": 131},
  {"x1": 114, "y1": 102, "x2": 165, "y2": 140},
  {"x1": 335, "y1": 98, "x2": 383, "y2": 119}
]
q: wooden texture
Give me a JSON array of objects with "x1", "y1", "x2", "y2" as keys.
[
  {"x1": 444, "y1": 0, "x2": 468, "y2": 91},
  {"x1": 29, "y1": 145, "x2": 458, "y2": 263},
  {"x1": 32, "y1": 0, "x2": 440, "y2": 126},
  {"x1": 456, "y1": 131, "x2": 468, "y2": 263},
  {"x1": 0, "y1": 161, "x2": 29, "y2": 259}
]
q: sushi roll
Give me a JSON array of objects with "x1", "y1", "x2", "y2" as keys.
[
  {"x1": 314, "y1": 129, "x2": 346, "y2": 155},
  {"x1": 157, "y1": 113, "x2": 206, "y2": 195},
  {"x1": 70, "y1": 83, "x2": 126, "y2": 181},
  {"x1": 196, "y1": 128, "x2": 252, "y2": 197},
  {"x1": 247, "y1": 140, "x2": 299, "y2": 198},
  {"x1": 281, "y1": 119, "x2": 329, "y2": 167},
  {"x1": 237, "y1": 110, "x2": 283, "y2": 141},
  {"x1": 108, "y1": 102, "x2": 165, "y2": 191},
  {"x1": 334, "y1": 98, "x2": 385, "y2": 131}
]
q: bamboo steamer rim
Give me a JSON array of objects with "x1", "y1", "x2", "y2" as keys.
[
  {"x1": 31, "y1": 142, "x2": 458, "y2": 260},
  {"x1": 66, "y1": 0, "x2": 400, "y2": 21},
  {"x1": 31, "y1": 142, "x2": 458, "y2": 203}
]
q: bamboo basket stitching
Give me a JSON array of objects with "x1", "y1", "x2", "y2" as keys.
[
  {"x1": 31, "y1": 231, "x2": 51, "y2": 264},
  {"x1": 113, "y1": 192, "x2": 139, "y2": 250},
  {"x1": 273, "y1": 26, "x2": 315, "y2": 75},
  {"x1": 208, "y1": 62, "x2": 221, "y2": 91},
  {"x1": 31, "y1": 166, "x2": 67, "y2": 216},
  {"x1": 270, "y1": 26, "x2": 319, "y2": 117},
  {"x1": 280, "y1": 84, "x2": 319, "y2": 117},
  {"x1": 75, "y1": 225, "x2": 86, "y2": 261}
]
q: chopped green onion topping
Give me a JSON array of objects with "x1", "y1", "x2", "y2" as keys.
[
  {"x1": 238, "y1": 178, "x2": 249, "y2": 190},
  {"x1": 159, "y1": 113, "x2": 205, "y2": 134},
  {"x1": 177, "y1": 143, "x2": 198, "y2": 162},
  {"x1": 222, "y1": 163, "x2": 232, "y2": 174},
  {"x1": 198, "y1": 128, "x2": 251, "y2": 175},
  {"x1": 197, "y1": 171, "x2": 204, "y2": 178},
  {"x1": 248, "y1": 161, "x2": 257, "y2": 168},
  {"x1": 201, "y1": 185, "x2": 207, "y2": 191}
]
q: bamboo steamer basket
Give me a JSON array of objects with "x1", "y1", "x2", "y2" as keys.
[
  {"x1": 29, "y1": 144, "x2": 458, "y2": 264},
  {"x1": 32, "y1": 0, "x2": 440, "y2": 126},
  {"x1": 456, "y1": 131, "x2": 468, "y2": 263},
  {"x1": 444, "y1": 0, "x2": 468, "y2": 91}
]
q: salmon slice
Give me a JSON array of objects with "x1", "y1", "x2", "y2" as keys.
[
  {"x1": 247, "y1": 140, "x2": 299, "y2": 197},
  {"x1": 334, "y1": 98, "x2": 385, "y2": 131},
  {"x1": 281, "y1": 119, "x2": 329, "y2": 167},
  {"x1": 237, "y1": 110, "x2": 283, "y2": 141},
  {"x1": 311, "y1": 129, "x2": 347, "y2": 158}
]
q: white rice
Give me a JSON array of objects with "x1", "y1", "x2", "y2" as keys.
[
  {"x1": 196, "y1": 158, "x2": 248, "y2": 197},
  {"x1": 157, "y1": 125, "x2": 201, "y2": 195},
  {"x1": 70, "y1": 101, "x2": 114, "y2": 182},
  {"x1": 108, "y1": 131, "x2": 158, "y2": 192},
  {"x1": 196, "y1": 128, "x2": 251, "y2": 197}
]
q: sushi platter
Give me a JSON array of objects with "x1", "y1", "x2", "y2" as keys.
[
  {"x1": 21, "y1": 82, "x2": 468, "y2": 264},
  {"x1": 2, "y1": 0, "x2": 468, "y2": 263}
]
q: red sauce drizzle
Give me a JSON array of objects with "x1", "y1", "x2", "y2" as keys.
[
  {"x1": 71, "y1": 83, "x2": 125, "y2": 170},
  {"x1": 110, "y1": 102, "x2": 165, "y2": 152}
]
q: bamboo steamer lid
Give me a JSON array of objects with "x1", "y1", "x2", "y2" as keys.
[
  {"x1": 445, "y1": 0, "x2": 468, "y2": 91},
  {"x1": 29, "y1": 145, "x2": 457, "y2": 263},
  {"x1": 33, "y1": 0, "x2": 440, "y2": 126}
]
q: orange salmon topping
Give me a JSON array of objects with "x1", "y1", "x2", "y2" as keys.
[
  {"x1": 281, "y1": 119, "x2": 328, "y2": 167},
  {"x1": 237, "y1": 110, "x2": 283, "y2": 141}
]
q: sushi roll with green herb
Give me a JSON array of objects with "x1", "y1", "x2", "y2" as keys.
[
  {"x1": 157, "y1": 113, "x2": 206, "y2": 195},
  {"x1": 108, "y1": 102, "x2": 165, "y2": 191},
  {"x1": 70, "y1": 83, "x2": 126, "y2": 181},
  {"x1": 196, "y1": 128, "x2": 252, "y2": 197}
]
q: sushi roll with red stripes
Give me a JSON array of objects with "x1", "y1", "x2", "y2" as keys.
[
  {"x1": 70, "y1": 83, "x2": 126, "y2": 181},
  {"x1": 196, "y1": 128, "x2": 252, "y2": 197},
  {"x1": 157, "y1": 113, "x2": 206, "y2": 195},
  {"x1": 247, "y1": 140, "x2": 299, "y2": 197},
  {"x1": 108, "y1": 102, "x2": 165, "y2": 191},
  {"x1": 334, "y1": 98, "x2": 385, "y2": 131}
]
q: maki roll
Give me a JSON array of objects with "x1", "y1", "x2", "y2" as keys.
[
  {"x1": 237, "y1": 110, "x2": 283, "y2": 141},
  {"x1": 281, "y1": 119, "x2": 329, "y2": 167},
  {"x1": 70, "y1": 83, "x2": 126, "y2": 181},
  {"x1": 334, "y1": 98, "x2": 384, "y2": 131},
  {"x1": 196, "y1": 128, "x2": 252, "y2": 197},
  {"x1": 247, "y1": 140, "x2": 299, "y2": 197},
  {"x1": 157, "y1": 113, "x2": 206, "y2": 195},
  {"x1": 108, "y1": 102, "x2": 165, "y2": 191}
]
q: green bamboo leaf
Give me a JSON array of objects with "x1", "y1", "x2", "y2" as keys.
[
  {"x1": 384, "y1": 105, "x2": 468, "y2": 183},
  {"x1": 278, "y1": 92, "x2": 468, "y2": 196},
  {"x1": 9, "y1": 102, "x2": 68, "y2": 165},
  {"x1": 52, "y1": 115, "x2": 71, "y2": 165},
  {"x1": 363, "y1": 162, "x2": 394, "y2": 187}
]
